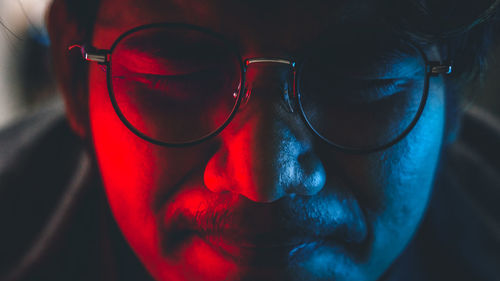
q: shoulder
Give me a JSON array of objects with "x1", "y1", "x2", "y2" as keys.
[
  {"x1": 0, "y1": 101, "x2": 86, "y2": 199},
  {"x1": 0, "y1": 102, "x2": 72, "y2": 172},
  {"x1": 412, "y1": 106, "x2": 500, "y2": 281},
  {"x1": 446, "y1": 106, "x2": 500, "y2": 192},
  {"x1": 440, "y1": 106, "x2": 500, "y2": 245},
  {"x1": 437, "y1": 106, "x2": 500, "y2": 279},
  {"x1": 0, "y1": 102, "x2": 93, "y2": 280}
]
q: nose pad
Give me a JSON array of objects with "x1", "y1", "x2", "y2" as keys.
[
  {"x1": 204, "y1": 61, "x2": 325, "y2": 203},
  {"x1": 239, "y1": 64, "x2": 296, "y2": 113},
  {"x1": 239, "y1": 83, "x2": 252, "y2": 108},
  {"x1": 281, "y1": 82, "x2": 295, "y2": 113}
]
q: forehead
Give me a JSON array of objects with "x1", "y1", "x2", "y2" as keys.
[{"x1": 94, "y1": 0, "x2": 382, "y2": 55}]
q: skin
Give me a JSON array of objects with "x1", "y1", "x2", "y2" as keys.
[{"x1": 49, "y1": 0, "x2": 447, "y2": 280}]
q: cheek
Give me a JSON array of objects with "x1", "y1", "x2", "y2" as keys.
[
  {"x1": 363, "y1": 81, "x2": 446, "y2": 274},
  {"x1": 88, "y1": 64, "x2": 168, "y2": 275},
  {"x1": 88, "y1": 64, "x2": 226, "y2": 280}
]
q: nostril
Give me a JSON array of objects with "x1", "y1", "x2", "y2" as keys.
[
  {"x1": 297, "y1": 151, "x2": 311, "y2": 166},
  {"x1": 298, "y1": 151, "x2": 318, "y2": 173}
]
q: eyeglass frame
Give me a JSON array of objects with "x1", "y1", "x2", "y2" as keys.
[{"x1": 71, "y1": 22, "x2": 453, "y2": 153}]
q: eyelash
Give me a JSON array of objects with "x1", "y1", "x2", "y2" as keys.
[
  {"x1": 112, "y1": 69, "x2": 232, "y2": 103},
  {"x1": 352, "y1": 79, "x2": 410, "y2": 101}
]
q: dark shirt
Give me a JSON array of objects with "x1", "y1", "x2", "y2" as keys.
[{"x1": 0, "y1": 103, "x2": 499, "y2": 281}]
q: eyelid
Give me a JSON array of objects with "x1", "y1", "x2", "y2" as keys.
[
  {"x1": 340, "y1": 78, "x2": 413, "y2": 102},
  {"x1": 365, "y1": 78, "x2": 408, "y2": 94},
  {"x1": 330, "y1": 52, "x2": 425, "y2": 79},
  {"x1": 112, "y1": 70, "x2": 208, "y2": 87},
  {"x1": 367, "y1": 59, "x2": 424, "y2": 79},
  {"x1": 112, "y1": 50, "x2": 219, "y2": 76},
  {"x1": 113, "y1": 58, "x2": 216, "y2": 77},
  {"x1": 112, "y1": 72, "x2": 203, "y2": 102}
]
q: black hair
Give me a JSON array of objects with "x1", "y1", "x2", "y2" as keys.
[
  {"x1": 382, "y1": 0, "x2": 500, "y2": 97},
  {"x1": 64, "y1": 0, "x2": 100, "y2": 40},
  {"x1": 380, "y1": 0, "x2": 500, "y2": 138}
]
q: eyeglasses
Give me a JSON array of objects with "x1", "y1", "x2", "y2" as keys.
[{"x1": 72, "y1": 23, "x2": 452, "y2": 153}]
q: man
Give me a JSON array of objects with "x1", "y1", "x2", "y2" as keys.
[{"x1": 1, "y1": 0, "x2": 499, "y2": 280}]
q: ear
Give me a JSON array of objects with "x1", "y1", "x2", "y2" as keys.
[{"x1": 47, "y1": 0, "x2": 90, "y2": 139}]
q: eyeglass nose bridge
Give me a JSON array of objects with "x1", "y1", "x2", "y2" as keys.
[{"x1": 242, "y1": 58, "x2": 297, "y2": 113}]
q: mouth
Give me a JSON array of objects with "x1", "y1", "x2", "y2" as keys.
[
  {"x1": 157, "y1": 180, "x2": 368, "y2": 269},
  {"x1": 198, "y1": 230, "x2": 323, "y2": 267},
  {"x1": 161, "y1": 212, "x2": 322, "y2": 266}
]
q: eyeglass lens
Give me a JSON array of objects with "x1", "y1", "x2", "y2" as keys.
[
  {"x1": 298, "y1": 37, "x2": 427, "y2": 149},
  {"x1": 108, "y1": 25, "x2": 428, "y2": 149},
  {"x1": 110, "y1": 26, "x2": 242, "y2": 144}
]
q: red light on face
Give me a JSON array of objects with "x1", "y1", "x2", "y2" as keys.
[{"x1": 181, "y1": 236, "x2": 238, "y2": 281}]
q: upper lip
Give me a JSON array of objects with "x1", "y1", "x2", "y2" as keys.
[{"x1": 159, "y1": 185, "x2": 368, "y2": 257}]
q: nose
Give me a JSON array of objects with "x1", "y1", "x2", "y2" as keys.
[{"x1": 203, "y1": 62, "x2": 326, "y2": 202}]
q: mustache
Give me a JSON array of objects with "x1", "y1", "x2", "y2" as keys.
[{"x1": 159, "y1": 189, "x2": 368, "y2": 254}]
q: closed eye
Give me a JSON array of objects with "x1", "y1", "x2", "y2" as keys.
[
  {"x1": 341, "y1": 78, "x2": 415, "y2": 103},
  {"x1": 112, "y1": 68, "x2": 232, "y2": 102}
]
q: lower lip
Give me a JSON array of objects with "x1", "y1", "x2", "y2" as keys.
[{"x1": 198, "y1": 234, "x2": 319, "y2": 267}]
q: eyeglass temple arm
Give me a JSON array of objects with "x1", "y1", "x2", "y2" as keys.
[
  {"x1": 429, "y1": 62, "x2": 453, "y2": 75},
  {"x1": 69, "y1": 44, "x2": 109, "y2": 63},
  {"x1": 246, "y1": 58, "x2": 453, "y2": 76},
  {"x1": 69, "y1": 44, "x2": 453, "y2": 75}
]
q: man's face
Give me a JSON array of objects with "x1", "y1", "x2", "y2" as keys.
[{"x1": 86, "y1": 0, "x2": 446, "y2": 280}]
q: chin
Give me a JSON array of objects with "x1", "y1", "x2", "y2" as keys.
[{"x1": 148, "y1": 234, "x2": 372, "y2": 281}]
